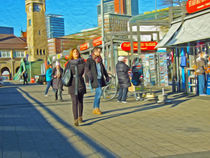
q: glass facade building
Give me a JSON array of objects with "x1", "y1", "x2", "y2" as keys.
[
  {"x1": 46, "y1": 14, "x2": 65, "y2": 38},
  {"x1": 0, "y1": 26, "x2": 14, "y2": 35},
  {"x1": 97, "y1": 0, "x2": 115, "y2": 16}
]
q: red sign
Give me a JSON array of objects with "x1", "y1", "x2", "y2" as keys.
[
  {"x1": 93, "y1": 37, "x2": 102, "y2": 47},
  {"x1": 121, "y1": 41, "x2": 158, "y2": 51},
  {"x1": 80, "y1": 43, "x2": 89, "y2": 51},
  {"x1": 186, "y1": 0, "x2": 210, "y2": 13}
]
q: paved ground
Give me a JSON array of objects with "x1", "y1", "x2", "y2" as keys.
[{"x1": 0, "y1": 81, "x2": 210, "y2": 158}]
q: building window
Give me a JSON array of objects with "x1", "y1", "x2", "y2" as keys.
[
  {"x1": 38, "y1": 30, "x2": 41, "y2": 35},
  {"x1": 13, "y1": 51, "x2": 25, "y2": 58},
  {"x1": 28, "y1": 19, "x2": 31, "y2": 26},
  {"x1": 37, "y1": 49, "x2": 39, "y2": 55},
  {"x1": 43, "y1": 49, "x2": 45, "y2": 55},
  {"x1": 40, "y1": 49, "x2": 42, "y2": 55},
  {"x1": 33, "y1": 4, "x2": 41, "y2": 12},
  {"x1": 0, "y1": 50, "x2": 11, "y2": 58}
]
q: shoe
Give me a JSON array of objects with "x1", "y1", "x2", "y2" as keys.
[
  {"x1": 74, "y1": 119, "x2": 79, "y2": 126},
  {"x1": 199, "y1": 94, "x2": 207, "y2": 96},
  {"x1": 93, "y1": 108, "x2": 102, "y2": 115},
  {"x1": 117, "y1": 100, "x2": 120, "y2": 102},
  {"x1": 45, "y1": 94, "x2": 48, "y2": 97},
  {"x1": 122, "y1": 101, "x2": 127, "y2": 103},
  {"x1": 78, "y1": 117, "x2": 83, "y2": 123},
  {"x1": 59, "y1": 99, "x2": 63, "y2": 102}
]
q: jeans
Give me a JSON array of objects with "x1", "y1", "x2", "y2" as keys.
[
  {"x1": 93, "y1": 79, "x2": 102, "y2": 109},
  {"x1": 54, "y1": 89, "x2": 62, "y2": 100},
  {"x1": 45, "y1": 81, "x2": 52, "y2": 95},
  {"x1": 198, "y1": 74, "x2": 205, "y2": 95},
  {"x1": 70, "y1": 93, "x2": 84, "y2": 120},
  {"x1": 118, "y1": 87, "x2": 128, "y2": 101}
]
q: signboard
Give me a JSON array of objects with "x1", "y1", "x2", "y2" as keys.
[
  {"x1": 186, "y1": 0, "x2": 210, "y2": 13},
  {"x1": 93, "y1": 37, "x2": 102, "y2": 47},
  {"x1": 80, "y1": 43, "x2": 89, "y2": 51},
  {"x1": 121, "y1": 41, "x2": 158, "y2": 51}
]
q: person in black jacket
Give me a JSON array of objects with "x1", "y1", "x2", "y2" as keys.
[
  {"x1": 85, "y1": 47, "x2": 109, "y2": 115},
  {"x1": 52, "y1": 61, "x2": 63, "y2": 101},
  {"x1": 65, "y1": 48, "x2": 86, "y2": 126},
  {"x1": 116, "y1": 56, "x2": 131, "y2": 103}
]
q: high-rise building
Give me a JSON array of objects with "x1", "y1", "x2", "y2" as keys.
[
  {"x1": 25, "y1": 0, "x2": 48, "y2": 61},
  {"x1": 114, "y1": 0, "x2": 139, "y2": 16},
  {"x1": 0, "y1": 26, "x2": 14, "y2": 35},
  {"x1": 46, "y1": 14, "x2": 65, "y2": 38},
  {"x1": 97, "y1": 0, "x2": 115, "y2": 15}
]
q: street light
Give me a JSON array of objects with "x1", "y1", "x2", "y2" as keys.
[{"x1": 101, "y1": 0, "x2": 105, "y2": 61}]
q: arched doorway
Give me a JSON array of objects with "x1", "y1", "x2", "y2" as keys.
[
  {"x1": 1, "y1": 67, "x2": 10, "y2": 80},
  {"x1": 16, "y1": 67, "x2": 20, "y2": 73}
]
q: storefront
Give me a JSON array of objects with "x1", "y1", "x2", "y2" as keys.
[{"x1": 157, "y1": 1, "x2": 210, "y2": 95}]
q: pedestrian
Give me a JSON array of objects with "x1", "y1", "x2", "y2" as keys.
[
  {"x1": 22, "y1": 70, "x2": 28, "y2": 85},
  {"x1": 44, "y1": 64, "x2": 53, "y2": 96},
  {"x1": 131, "y1": 58, "x2": 144, "y2": 100},
  {"x1": 116, "y1": 56, "x2": 131, "y2": 103},
  {"x1": 196, "y1": 52, "x2": 207, "y2": 96},
  {"x1": 52, "y1": 61, "x2": 63, "y2": 101},
  {"x1": 64, "y1": 48, "x2": 86, "y2": 126},
  {"x1": 85, "y1": 46, "x2": 109, "y2": 115}
]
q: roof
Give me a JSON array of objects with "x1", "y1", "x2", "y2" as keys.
[
  {"x1": 0, "y1": 34, "x2": 27, "y2": 50},
  {"x1": 129, "y1": 6, "x2": 183, "y2": 24},
  {"x1": 158, "y1": 8, "x2": 210, "y2": 47}
]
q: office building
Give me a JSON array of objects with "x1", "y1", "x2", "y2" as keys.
[
  {"x1": 0, "y1": 26, "x2": 14, "y2": 35},
  {"x1": 97, "y1": 0, "x2": 115, "y2": 15},
  {"x1": 46, "y1": 14, "x2": 65, "y2": 38},
  {"x1": 114, "y1": 0, "x2": 139, "y2": 16}
]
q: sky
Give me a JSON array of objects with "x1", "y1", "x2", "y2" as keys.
[{"x1": 0, "y1": 0, "x2": 164, "y2": 36}]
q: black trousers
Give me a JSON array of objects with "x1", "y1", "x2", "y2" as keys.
[
  {"x1": 70, "y1": 93, "x2": 84, "y2": 120},
  {"x1": 23, "y1": 76, "x2": 28, "y2": 85}
]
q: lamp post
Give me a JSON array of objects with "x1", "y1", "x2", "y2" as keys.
[{"x1": 101, "y1": 0, "x2": 105, "y2": 61}]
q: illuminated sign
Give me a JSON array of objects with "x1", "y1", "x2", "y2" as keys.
[
  {"x1": 80, "y1": 43, "x2": 89, "y2": 51},
  {"x1": 186, "y1": 0, "x2": 210, "y2": 13},
  {"x1": 93, "y1": 37, "x2": 102, "y2": 47},
  {"x1": 121, "y1": 41, "x2": 158, "y2": 51}
]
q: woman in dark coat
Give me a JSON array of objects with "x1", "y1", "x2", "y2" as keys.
[
  {"x1": 52, "y1": 61, "x2": 63, "y2": 101},
  {"x1": 116, "y1": 56, "x2": 131, "y2": 103},
  {"x1": 65, "y1": 48, "x2": 86, "y2": 126},
  {"x1": 85, "y1": 46, "x2": 109, "y2": 115}
]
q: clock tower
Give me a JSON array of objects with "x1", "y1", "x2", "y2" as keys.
[{"x1": 25, "y1": 0, "x2": 48, "y2": 61}]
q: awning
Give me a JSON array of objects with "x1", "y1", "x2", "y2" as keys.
[
  {"x1": 167, "y1": 11, "x2": 210, "y2": 46},
  {"x1": 156, "y1": 22, "x2": 182, "y2": 48}
]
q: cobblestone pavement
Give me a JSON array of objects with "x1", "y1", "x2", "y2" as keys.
[{"x1": 0, "y1": 81, "x2": 210, "y2": 158}]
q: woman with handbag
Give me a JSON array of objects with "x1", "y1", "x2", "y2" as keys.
[{"x1": 64, "y1": 48, "x2": 86, "y2": 126}]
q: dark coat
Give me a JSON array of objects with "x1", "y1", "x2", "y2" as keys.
[
  {"x1": 116, "y1": 61, "x2": 131, "y2": 88},
  {"x1": 52, "y1": 67, "x2": 63, "y2": 90},
  {"x1": 65, "y1": 59, "x2": 86, "y2": 95},
  {"x1": 85, "y1": 57, "x2": 109, "y2": 88}
]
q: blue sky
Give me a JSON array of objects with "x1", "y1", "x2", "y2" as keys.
[{"x1": 0, "y1": 0, "x2": 164, "y2": 36}]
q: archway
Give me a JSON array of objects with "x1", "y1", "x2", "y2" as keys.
[
  {"x1": 1, "y1": 67, "x2": 10, "y2": 80},
  {"x1": 16, "y1": 67, "x2": 20, "y2": 73}
]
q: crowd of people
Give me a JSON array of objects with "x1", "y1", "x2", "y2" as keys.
[{"x1": 44, "y1": 46, "x2": 143, "y2": 126}]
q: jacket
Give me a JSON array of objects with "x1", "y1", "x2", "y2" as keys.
[
  {"x1": 85, "y1": 57, "x2": 109, "y2": 88},
  {"x1": 65, "y1": 59, "x2": 86, "y2": 95},
  {"x1": 46, "y1": 68, "x2": 52, "y2": 82},
  {"x1": 52, "y1": 67, "x2": 63, "y2": 90},
  {"x1": 116, "y1": 61, "x2": 131, "y2": 88}
]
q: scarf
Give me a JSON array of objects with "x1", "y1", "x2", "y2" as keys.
[{"x1": 91, "y1": 54, "x2": 102, "y2": 63}]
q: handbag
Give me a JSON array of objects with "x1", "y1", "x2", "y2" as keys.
[{"x1": 62, "y1": 67, "x2": 72, "y2": 87}]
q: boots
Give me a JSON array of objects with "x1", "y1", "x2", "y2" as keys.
[
  {"x1": 93, "y1": 108, "x2": 102, "y2": 115},
  {"x1": 78, "y1": 117, "x2": 83, "y2": 123},
  {"x1": 74, "y1": 119, "x2": 79, "y2": 126}
]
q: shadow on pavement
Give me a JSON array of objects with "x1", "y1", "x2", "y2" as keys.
[
  {"x1": 84, "y1": 92, "x2": 195, "y2": 125},
  {"x1": 17, "y1": 87, "x2": 117, "y2": 158}
]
